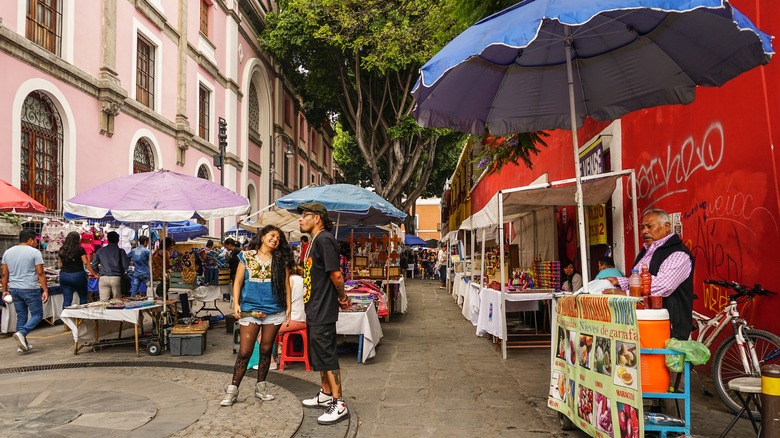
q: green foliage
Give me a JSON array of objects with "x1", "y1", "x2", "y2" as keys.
[
  {"x1": 260, "y1": 0, "x2": 463, "y2": 210},
  {"x1": 474, "y1": 132, "x2": 549, "y2": 176}
]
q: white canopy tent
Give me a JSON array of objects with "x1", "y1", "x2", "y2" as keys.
[{"x1": 465, "y1": 169, "x2": 639, "y2": 358}]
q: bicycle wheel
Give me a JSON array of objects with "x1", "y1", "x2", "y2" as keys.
[{"x1": 712, "y1": 329, "x2": 780, "y2": 418}]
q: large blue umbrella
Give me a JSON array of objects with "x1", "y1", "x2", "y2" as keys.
[
  {"x1": 405, "y1": 234, "x2": 428, "y2": 247},
  {"x1": 413, "y1": 0, "x2": 773, "y2": 287},
  {"x1": 276, "y1": 184, "x2": 406, "y2": 226}
]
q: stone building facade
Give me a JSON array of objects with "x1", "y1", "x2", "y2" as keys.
[{"x1": 0, "y1": 0, "x2": 335, "y2": 234}]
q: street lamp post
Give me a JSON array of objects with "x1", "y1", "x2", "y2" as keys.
[
  {"x1": 269, "y1": 132, "x2": 295, "y2": 203},
  {"x1": 216, "y1": 117, "x2": 228, "y2": 237}
]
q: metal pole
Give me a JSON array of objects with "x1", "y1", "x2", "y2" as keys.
[
  {"x1": 564, "y1": 28, "x2": 590, "y2": 292},
  {"x1": 220, "y1": 142, "x2": 225, "y2": 239},
  {"x1": 499, "y1": 194, "x2": 507, "y2": 359}
]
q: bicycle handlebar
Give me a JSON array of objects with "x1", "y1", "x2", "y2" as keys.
[{"x1": 704, "y1": 279, "x2": 777, "y2": 298}]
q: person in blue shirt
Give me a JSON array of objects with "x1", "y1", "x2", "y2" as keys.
[
  {"x1": 594, "y1": 256, "x2": 624, "y2": 280},
  {"x1": 128, "y1": 235, "x2": 151, "y2": 297},
  {"x1": 220, "y1": 225, "x2": 293, "y2": 406}
]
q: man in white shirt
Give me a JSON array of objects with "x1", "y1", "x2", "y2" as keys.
[
  {"x1": 1, "y1": 230, "x2": 49, "y2": 352},
  {"x1": 437, "y1": 245, "x2": 448, "y2": 289}
]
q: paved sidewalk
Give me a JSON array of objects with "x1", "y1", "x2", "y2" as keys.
[{"x1": 0, "y1": 279, "x2": 761, "y2": 437}]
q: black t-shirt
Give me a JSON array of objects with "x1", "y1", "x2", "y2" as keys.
[
  {"x1": 303, "y1": 231, "x2": 341, "y2": 326},
  {"x1": 228, "y1": 248, "x2": 241, "y2": 279},
  {"x1": 60, "y1": 246, "x2": 87, "y2": 273}
]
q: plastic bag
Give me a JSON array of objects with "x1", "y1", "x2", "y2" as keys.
[{"x1": 664, "y1": 338, "x2": 711, "y2": 372}]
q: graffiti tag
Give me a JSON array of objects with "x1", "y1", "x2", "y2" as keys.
[{"x1": 636, "y1": 122, "x2": 725, "y2": 206}]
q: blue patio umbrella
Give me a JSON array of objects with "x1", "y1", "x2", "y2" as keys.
[
  {"x1": 225, "y1": 225, "x2": 254, "y2": 238},
  {"x1": 404, "y1": 234, "x2": 428, "y2": 247},
  {"x1": 154, "y1": 220, "x2": 208, "y2": 242},
  {"x1": 276, "y1": 184, "x2": 406, "y2": 226},
  {"x1": 413, "y1": 0, "x2": 773, "y2": 288}
]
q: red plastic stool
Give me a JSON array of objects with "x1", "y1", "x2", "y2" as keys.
[{"x1": 277, "y1": 328, "x2": 311, "y2": 371}]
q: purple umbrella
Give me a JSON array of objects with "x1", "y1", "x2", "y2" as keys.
[
  {"x1": 64, "y1": 169, "x2": 249, "y2": 222},
  {"x1": 64, "y1": 170, "x2": 249, "y2": 308}
]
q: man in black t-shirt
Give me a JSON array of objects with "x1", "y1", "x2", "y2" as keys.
[
  {"x1": 297, "y1": 202, "x2": 351, "y2": 425},
  {"x1": 222, "y1": 238, "x2": 240, "y2": 301}
]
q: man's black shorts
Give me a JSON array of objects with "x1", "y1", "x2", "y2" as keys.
[{"x1": 307, "y1": 323, "x2": 340, "y2": 371}]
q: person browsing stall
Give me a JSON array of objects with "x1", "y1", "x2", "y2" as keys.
[
  {"x1": 2, "y1": 230, "x2": 49, "y2": 353},
  {"x1": 128, "y1": 235, "x2": 150, "y2": 297},
  {"x1": 605, "y1": 209, "x2": 694, "y2": 339},
  {"x1": 220, "y1": 225, "x2": 293, "y2": 406},
  {"x1": 297, "y1": 202, "x2": 351, "y2": 425},
  {"x1": 594, "y1": 256, "x2": 624, "y2": 280},
  {"x1": 58, "y1": 231, "x2": 99, "y2": 308},
  {"x1": 91, "y1": 231, "x2": 128, "y2": 301}
]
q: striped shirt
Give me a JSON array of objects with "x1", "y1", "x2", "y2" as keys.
[{"x1": 617, "y1": 233, "x2": 692, "y2": 297}]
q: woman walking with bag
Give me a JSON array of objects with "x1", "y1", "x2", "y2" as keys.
[
  {"x1": 58, "y1": 231, "x2": 99, "y2": 309},
  {"x1": 221, "y1": 225, "x2": 293, "y2": 406}
]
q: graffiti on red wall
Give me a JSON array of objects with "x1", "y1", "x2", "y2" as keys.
[{"x1": 636, "y1": 122, "x2": 724, "y2": 207}]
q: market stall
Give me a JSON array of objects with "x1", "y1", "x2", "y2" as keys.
[
  {"x1": 465, "y1": 170, "x2": 639, "y2": 358},
  {"x1": 275, "y1": 184, "x2": 407, "y2": 321}
]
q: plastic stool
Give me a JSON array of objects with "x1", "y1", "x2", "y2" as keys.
[{"x1": 277, "y1": 328, "x2": 311, "y2": 371}]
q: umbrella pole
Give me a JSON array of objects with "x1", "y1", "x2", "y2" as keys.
[
  {"x1": 162, "y1": 223, "x2": 168, "y2": 311},
  {"x1": 565, "y1": 30, "x2": 590, "y2": 293}
]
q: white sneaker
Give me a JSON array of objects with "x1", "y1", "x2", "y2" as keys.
[
  {"x1": 220, "y1": 384, "x2": 239, "y2": 406},
  {"x1": 17, "y1": 344, "x2": 32, "y2": 353},
  {"x1": 302, "y1": 390, "x2": 333, "y2": 408},
  {"x1": 13, "y1": 332, "x2": 30, "y2": 352},
  {"x1": 269, "y1": 361, "x2": 278, "y2": 370},
  {"x1": 317, "y1": 398, "x2": 349, "y2": 425},
  {"x1": 254, "y1": 381, "x2": 275, "y2": 401}
]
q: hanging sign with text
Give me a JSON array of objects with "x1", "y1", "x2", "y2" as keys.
[
  {"x1": 548, "y1": 295, "x2": 644, "y2": 438},
  {"x1": 588, "y1": 204, "x2": 608, "y2": 246}
]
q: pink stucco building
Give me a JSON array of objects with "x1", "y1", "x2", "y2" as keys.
[{"x1": 0, "y1": 0, "x2": 335, "y2": 234}]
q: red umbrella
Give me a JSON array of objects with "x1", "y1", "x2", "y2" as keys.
[{"x1": 0, "y1": 179, "x2": 47, "y2": 213}]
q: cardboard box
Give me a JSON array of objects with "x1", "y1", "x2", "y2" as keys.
[{"x1": 170, "y1": 332, "x2": 207, "y2": 356}]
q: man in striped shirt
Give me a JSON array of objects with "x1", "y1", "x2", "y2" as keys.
[{"x1": 606, "y1": 209, "x2": 694, "y2": 339}]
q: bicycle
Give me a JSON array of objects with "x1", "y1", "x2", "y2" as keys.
[{"x1": 691, "y1": 280, "x2": 780, "y2": 417}]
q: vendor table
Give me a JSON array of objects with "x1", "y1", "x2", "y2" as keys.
[
  {"x1": 337, "y1": 302, "x2": 383, "y2": 363},
  {"x1": 189, "y1": 284, "x2": 229, "y2": 316},
  {"x1": 475, "y1": 288, "x2": 553, "y2": 339},
  {"x1": 381, "y1": 276, "x2": 408, "y2": 314},
  {"x1": 1, "y1": 287, "x2": 67, "y2": 333},
  {"x1": 453, "y1": 273, "x2": 471, "y2": 306},
  {"x1": 61, "y1": 303, "x2": 163, "y2": 356}
]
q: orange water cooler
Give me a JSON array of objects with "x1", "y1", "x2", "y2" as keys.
[{"x1": 637, "y1": 309, "x2": 671, "y2": 393}]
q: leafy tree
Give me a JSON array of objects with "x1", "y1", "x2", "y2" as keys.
[{"x1": 261, "y1": 0, "x2": 463, "y2": 220}]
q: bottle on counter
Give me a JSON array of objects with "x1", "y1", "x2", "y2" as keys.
[
  {"x1": 640, "y1": 264, "x2": 652, "y2": 308},
  {"x1": 628, "y1": 269, "x2": 642, "y2": 306}
]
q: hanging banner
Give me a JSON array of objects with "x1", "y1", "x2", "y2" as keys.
[
  {"x1": 548, "y1": 295, "x2": 643, "y2": 438},
  {"x1": 588, "y1": 204, "x2": 608, "y2": 246}
]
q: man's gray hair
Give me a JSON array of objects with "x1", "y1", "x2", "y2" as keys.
[{"x1": 643, "y1": 208, "x2": 671, "y2": 226}]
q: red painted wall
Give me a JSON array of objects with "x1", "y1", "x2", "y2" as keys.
[{"x1": 468, "y1": 0, "x2": 780, "y2": 335}]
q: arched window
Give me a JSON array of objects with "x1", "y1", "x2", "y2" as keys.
[
  {"x1": 21, "y1": 90, "x2": 62, "y2": 211},
  {"x1": 133, "y1": 138, "x2": 155, "y2": 173},
  {"x1": 197, "y1": 164, "x2": 210, "y2": 180},
  {"x1": 248, "y1": 83, "x2": 259, "y2": 133}
]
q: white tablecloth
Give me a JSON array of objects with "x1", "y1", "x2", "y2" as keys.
[
  {"x1": 462, "y1": 282, "x2": 481, "y2": 326},
  {"x1": 337, "y1": 302, "x2": 383, "y2": 363},
  {"x1": 190, "y1": 284, "x2": 229, "y2": 302},
  {"x1": 382, "y1": 277, "x2": 407, "y2": 314},
  {"x1": 1, "y1": 294, "x2": 66, "y2": 333},
  {"x1": 453, "y1": 273, "x2": 471, "y2": 306},
  {"x1": 475, "y1": 288, "x2": 554, "y2": 339},
  {"x1": 61, "y1": 304, "x2": 162, "y2": 343}
]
